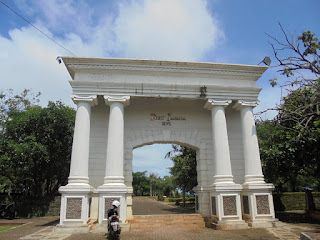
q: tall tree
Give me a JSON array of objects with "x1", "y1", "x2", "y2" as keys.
[
  {"x1": 0, "y1": 89, "x2": 40, "y2": 132},
  {"x1": 0, "y1": 97, "x2": 75, "y2": 198},
  {"x1": 267, "y1": 24, "x2": 319, "y2": 129},
  {"x1": 132, "y1": 171, "x2": 150, "y2": 196},
  {"x1": 257, "y1": 27, "x2": 320, "y2": 192},
  {"x1": 167, "y1": 145, "x2": 197, "y2": 206}
]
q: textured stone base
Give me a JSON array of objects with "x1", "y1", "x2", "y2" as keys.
[
  {"x1": 247, "y1": 219, "x2": 282, "y2": 228},
  {"x1": 54, "y1": 223, "x2": 90, "y2": 233}
]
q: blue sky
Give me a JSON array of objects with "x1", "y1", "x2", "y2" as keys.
[{"x1": 1, "y1": 0, "x2": 319, "y2": 177}]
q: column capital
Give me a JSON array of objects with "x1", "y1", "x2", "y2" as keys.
[
  {"x1": 104, "y1": 96, "x2": 130, "y2": 107},
  {"x1": 233, "y1": 100, "x2": 259, "y2": 110},
  {"x1": 71, "y1": 95, "x2": 98, "y2": 106},
  {"x1": 204, "y1": 99, "x2": 231, "y2": 110}
]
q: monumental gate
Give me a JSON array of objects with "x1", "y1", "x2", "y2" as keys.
[{"x1": 58, "y1": 57, "x2": 279, "y2": 231}]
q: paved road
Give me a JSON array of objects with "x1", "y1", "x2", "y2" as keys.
[
  {"x1": 132, "y1": 196, "x2": 193, "y2": 215},
  {"x1": 0, "y1": 216, "x2": 62, "y2": 240},
  {"x1": 2, "y1": 198, "x2": 320, "y2": 240}
]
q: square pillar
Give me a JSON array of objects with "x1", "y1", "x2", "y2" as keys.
[
  {"x1": 209, "y1": 185, "x2": 248, "y2": 230},
  {"x1": 241, "y1": 184, "x2": 280, "y2": 228},
  {"x1": 56, "y1": 186, "x2": 93, "y2": 233},
  {"x1": 97, "y1": 190, "x2": 127, "y2": 224}
]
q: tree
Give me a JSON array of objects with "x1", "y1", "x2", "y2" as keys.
[
  {"x1": 0, "y1": 89, "x2": 40, "y2": 132},
  {"x1": 257, "y1": 118, "x2": 319, "y2": 192},
  {"x1": 256, "y1": 27, "x2": 320, "y2": 193},
  {"x1": 0, "y1": 90, "x2": 75, "y2": 208},
  {"x1": 167, "y1": 145, "x2": 197, "y2": 206},
  {"x1": 267, "y1": 24, "x2": 319, "y2": 130},
  {"x1": 132, "y1": 171, "x2": 150, "y2": 196},
  {"x1": 162, "y1": 176, "x2": 175, "y2": 197}
]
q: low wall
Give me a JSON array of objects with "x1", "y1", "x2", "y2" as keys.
[
  {"x1": 47, "y1": 196, "x2": 61, "y2": 216},
  {"x1": 274, "y1": 192, "x2": 320, "y2": 211}
]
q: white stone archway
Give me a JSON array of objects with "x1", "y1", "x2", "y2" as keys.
[{"x1": 57, "y1": 57, "x2": 279, "y2": 232}]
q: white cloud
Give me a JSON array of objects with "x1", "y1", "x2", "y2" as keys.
[
  {"x1": 1, "y1": 0, "x2": 223, "y2": 106},
  {"x1": 115, "y1": 0, "x2": 223, "y2": 61},
  {"x1": 0, "y1": 26, "x2": 73, "y2": 106}
]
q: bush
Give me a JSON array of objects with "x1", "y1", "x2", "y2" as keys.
[{"x1": 167, "y1": 197, "x2": 195, "y2": 203}]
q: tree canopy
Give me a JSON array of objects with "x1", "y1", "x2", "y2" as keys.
[
  {"x1": 257, "y1": 27, "x2": 320, "y2": 193},
  {"x1": 167, "y1": 145, "x2": 197, "y2": 206},
  {"x1": 0, "y1": 98, "x2": 75, "y2": 198},
  {"x1": 267, "y1": 24, "x2": 319, "y2": 129},
  {"x1": 132, "y1": 171, "x2": 177, "y2": 198}
]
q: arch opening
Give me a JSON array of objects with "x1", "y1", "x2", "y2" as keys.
[{"x1": 131, "y1": 142, "x2": 198, "y2": 215}]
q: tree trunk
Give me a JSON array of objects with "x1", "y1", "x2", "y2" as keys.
[{"x1": 182, "y1": 186, "x2": 186, "y2": 207}]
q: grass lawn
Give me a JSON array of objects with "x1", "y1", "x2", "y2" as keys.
[{"x1": 0, "y1": 225, "x2": 17, "y2": 232}]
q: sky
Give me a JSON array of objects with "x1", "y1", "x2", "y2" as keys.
[{"x1": 1, "y1": 0, "x2": 319, "y2": 177}]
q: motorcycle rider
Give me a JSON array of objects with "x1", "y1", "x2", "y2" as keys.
[
  {"x1": 107, "y1": 200, "x2": 121, "y2": 234},
  {"x1": 108, "y1": 200, "x2": 120, "y2": 218}
]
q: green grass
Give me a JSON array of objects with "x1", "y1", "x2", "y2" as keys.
[{"x1": 0, "y1": 225, "x2": 16, "y2": 233}]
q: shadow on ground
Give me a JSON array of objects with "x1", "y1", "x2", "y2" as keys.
[
  {"x1": 38, "y1": 218, "x2": 59, "y2": 226},
  {"x1": 276, "y1": 211, "x2": 320, "y2": 224}
]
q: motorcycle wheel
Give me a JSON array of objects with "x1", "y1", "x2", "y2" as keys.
[{"x1": 108, "y1": 231, "x2": 115, "y2": 240}]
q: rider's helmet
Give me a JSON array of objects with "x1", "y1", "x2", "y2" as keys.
[{"x1": 112, "y1": 200, "x2": 120, "y2": 208}]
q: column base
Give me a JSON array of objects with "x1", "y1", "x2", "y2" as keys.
[
  {"x1": 97, "y1": 185, "x2": 128, "y2": 224},
  {"x1": 206, "y1": 218, "x2": 248, "y2": 230},
  {"x1": 103, "y1": 176, "x2": 126, "y2": 185},
  {"x1": 213, "y1": 175, "x2": 234, "y2": 185},
  {"x1": 54, "y1": 223, "x2": 90, "y2": 234},
  {"x1": 247, "y1": 218, "x2": 282, "y2": 228},
  {"x1": 58, "y1": 184, "x2": 93, "y2": 226},
  {"x1": 241, "y1": 183, "x2": 278, "y2": 227},
  {"x1": 67, "y1": 176, "x2": 90, "y2": 185},
  {"x1": 208, "y1": 184, "x2": 244, "y2": 223},
  {"x1": 244, "y1": 175, "x2": 265, "y2": 184}
]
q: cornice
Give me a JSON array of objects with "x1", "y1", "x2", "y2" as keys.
[
  {"x1": 67, "y1": 63, "x2": 265, "y2": 77},
  {"x1": 62, "y1": 57, "x2": 268, "y2": 79}
]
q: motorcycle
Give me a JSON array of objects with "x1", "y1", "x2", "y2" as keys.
[
  {"x1": 0, "y1": 202, "x2": 15, "y2": 220},
  {"x1": 108, "y1": 213, "x2": 121, "y2": 240}
]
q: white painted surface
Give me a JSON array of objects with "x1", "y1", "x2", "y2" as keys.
[
  {"x1": 58, "y1": 57, "x2": 277, "y2": 229},
  {"x1": 234, "y1": 101, "x2": 265, "y2": 184},
  {"x1": 68, "y1": 96, "x2": 97, "y2": 185}
]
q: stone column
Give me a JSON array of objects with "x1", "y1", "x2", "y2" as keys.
[
  {"x1": 205, "y1": 99, "x2": 234, "y2": 185},
  {"x1": 58, "y1": 95, "x2": 97, "y2": 231},
  {"x1": 233, "y1": 100, "x2": 279, "y2": 228},
  {"x1": 233, "y1": 101, "x2": 264, "y2": 184},
  {"x1": 204, "y1": 100, "x2": 247, "y2": 229},
  {"x1": 68, "y1": 95, "x2": 98, "y2": 185},
  {"x1": 97, "y1": 96, "x2": 130, "y2": 224},
  {"x1": 103, "y1": 96, "x2": 130, "y2": 186}
]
